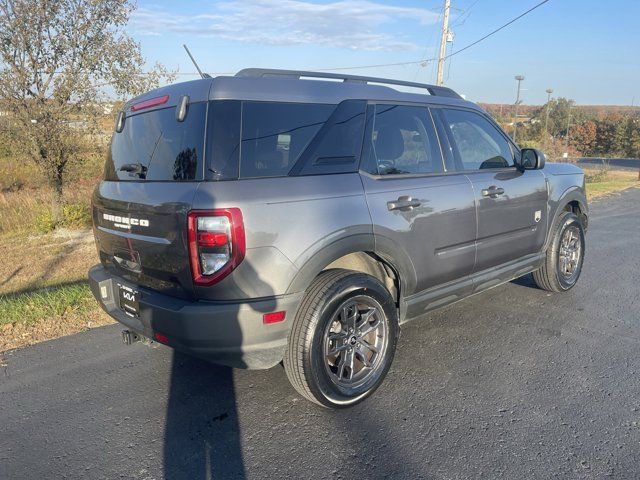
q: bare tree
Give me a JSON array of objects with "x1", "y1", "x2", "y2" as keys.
[{"x1": 0, "y1": 0, "x2": 173, "y2": 223}]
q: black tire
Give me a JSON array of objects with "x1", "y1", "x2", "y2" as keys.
[
  {"x1": 284, "y1": 269, "x2": 399, "y2": 408},
  {"x1": 532, "y1": 211, "x2": 585, "y2": 292}
]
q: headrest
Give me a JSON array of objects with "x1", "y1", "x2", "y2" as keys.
[{"x1": 375, "y1": 125, "x2": 404, "y2": 160}]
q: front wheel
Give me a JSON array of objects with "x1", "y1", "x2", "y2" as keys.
[
  {"x1": 533, "y1": 211, "x2": 585, "y2": 292},
  {"x1": 284, "y1": 269, "x2": 398, "y2": 408}
]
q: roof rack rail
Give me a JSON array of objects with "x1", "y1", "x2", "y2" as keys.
[{"x1": 235, "y1": 68, "x2": 462, "y2": 99}]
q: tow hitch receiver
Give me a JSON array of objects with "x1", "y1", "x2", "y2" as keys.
[{"x1": 122, "y1": 329, "x2": 142, "y2": 345}]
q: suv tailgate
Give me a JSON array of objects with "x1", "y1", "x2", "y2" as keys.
[{"x1": 92, "y1": 182, "x2": 197, "y2": 299}]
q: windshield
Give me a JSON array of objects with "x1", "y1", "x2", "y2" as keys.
[{"x1": 104, "y1": 102, "x2": 206, "y2": 181}]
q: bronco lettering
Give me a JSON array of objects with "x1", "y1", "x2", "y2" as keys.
[{"x1": 103, "y1": 213, "x2": 149, "y2": 228}]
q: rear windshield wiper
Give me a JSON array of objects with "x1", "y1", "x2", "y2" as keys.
[{"x1": 119, "y1": 163, "x2": 148, "y2": 178}]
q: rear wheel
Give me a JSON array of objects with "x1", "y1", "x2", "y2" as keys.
[
  {"x1": 532, "y1": 211, "x2": 585, "y2": 292},
  {"x1": 284, "y1": 269, "x2": 398, "y2": 408}
]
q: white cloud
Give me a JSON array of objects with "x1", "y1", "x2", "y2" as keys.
[{"x1": 131, "y1": 0, "x2": 438, "y2": 51}]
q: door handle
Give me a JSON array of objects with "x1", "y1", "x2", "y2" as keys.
[
  {"x1": 387, "y1": 196, "x2": 422, "y2": 211},
  {"x1": 481, "y1": 186, "x2": 505, "y2": 198}
]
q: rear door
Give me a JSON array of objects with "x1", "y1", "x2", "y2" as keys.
[
  {"x1": 360, "y1": 104, "x2": 477, "y2": 298},
  {"x1": 435, "y1": 107, "x2": 548, "y2": 272},
  {"x1": 93, "y1": 100, "x2": 207, "y2": 298}
]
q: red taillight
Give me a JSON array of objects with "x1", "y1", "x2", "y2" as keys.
[
  {"x1": 197, "y1": 231, "x2": 229, "y2": 247},
  {"x1": 187, "y1": 209, "x2": 246, "y2": 286},
  {"x1": 130, "y1": 95, "x2": 169, "y2": 112},
  {"x1": 154, "y1": 332, "x2": 169, "y2": 344},
  {"x1": 263, "y1": 311, "x2": 286, "y2": 324}
]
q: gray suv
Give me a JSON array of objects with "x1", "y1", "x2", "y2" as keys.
[{"x1": 89, "y1": 69, "x2": 588, "y2": 408}]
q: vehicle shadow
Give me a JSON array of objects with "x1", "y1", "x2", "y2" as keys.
[
  {"x1": 510, "y1": 273, "x2": 538, "y2": 289},
  {"x1": 163, "y1": 353, "x2": 246, "y2": 479},
  {"x1": 162, "y1": 260, "x2": 275, "y2": 480}
]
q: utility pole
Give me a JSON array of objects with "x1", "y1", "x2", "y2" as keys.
[
  {"x1": 544, "y1": 88, "x2": 553, "y2": 149},
  {"x1": 564, "y1": 101, "x2": 573, "y2": 155},
  {"x1": 436, "y1": 0, "x2": 451, "y2": 86},
  {"x1": 513, "y1": 75, "x2": 525, "y2": 143}
]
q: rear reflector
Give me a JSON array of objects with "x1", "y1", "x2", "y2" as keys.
[
  {"x1": 154, "y1": 332, "x2": 169, "y2": 344},
  {"x1": 130, "y1": 95, "x2": 169, "y2": 112},
  {"x1": 263, "y1": 311, "x2": 286, "y2": 324}
]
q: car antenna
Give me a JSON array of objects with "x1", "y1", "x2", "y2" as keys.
[{"x1": 182, "y1": 44, "x2": 211, "y2": 79}]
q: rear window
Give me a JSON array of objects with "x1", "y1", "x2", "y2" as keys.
[{"x1": 105, "y1": 102, "x2": 206, "y2": 181}]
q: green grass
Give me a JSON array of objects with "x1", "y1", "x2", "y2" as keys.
[
  {"x1": 0, "y1": 283, "x2": 97, "y2": 327},
  {"x1": 584, "y1": 169, "x2": 639, "y2": 200},
  {"x1": 586, "y1": 179, "x2": 639, "y2": 199}
]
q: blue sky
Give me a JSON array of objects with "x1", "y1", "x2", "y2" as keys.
[{"x1": 130, "y1": 0, "x2": 640, "y2": 105}]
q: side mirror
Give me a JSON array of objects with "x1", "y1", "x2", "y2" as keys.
[{"x1": 518, "y1": 148, "x2": 546, "y2": 170}]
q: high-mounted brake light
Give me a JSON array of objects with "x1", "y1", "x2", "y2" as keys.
[
  {"x1": 188, "y1": 209, "x2": 246, "y2": 286},
  {"x1": 130, "y1": 95, "x2": 169, "y2": 112}
]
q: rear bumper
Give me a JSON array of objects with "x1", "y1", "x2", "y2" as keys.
[{"x1": 88, "y1": 264, "x2": 302, "y2": 369}]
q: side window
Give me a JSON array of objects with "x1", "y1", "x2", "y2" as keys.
[
  {"x1": 207, "y1": 100, "x2": 241, "y2": 180},
  {"x1": 369, "y1": 105, "x2": 443, "y2": 175},
  {"x1": 441, "y1": 108, "x2": 515, "y2": 170},
  {"x1": 295, "y1": 100, "x2": 366, "y2": 176},
  {"x1": 239, "y1": 102, "x2": 334, "y2": 178}
]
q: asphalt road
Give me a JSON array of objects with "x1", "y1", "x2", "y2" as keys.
[
  {"x1": 576, "y1": 158, "x2": 640, "y2": 171},
  {"x1": 1, "y1": 188, "x2": 639, "y2": 480}
]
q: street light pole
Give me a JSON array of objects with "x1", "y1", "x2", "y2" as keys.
[
  {"x1": 544, "y1": 88, "x2": 553, "y2": 149},
  {"x1": 513, "y1": 75, "x2": 525, "y2": 143}
]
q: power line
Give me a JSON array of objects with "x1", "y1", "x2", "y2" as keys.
[
  {"x1": 451, "y1": 0, "x2": 482, "y2": 27},
  {"x1": 314, "y1": 60, "x2": 428, "y2": 72},
  {"x1": 316, "y1": 0, "x2": 552, "y2": 72},
  {"x1": 414, "y1": 6, "x2": 443, "y2": 81},
  {"x1": 55, "y1": 0, "x2": 552, "y2": 79},
  {"x1": 445, "y1": 0, "x2": 550, "y2": 60}
]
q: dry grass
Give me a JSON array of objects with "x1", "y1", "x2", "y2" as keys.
[
  {"x1": 0, "y1": 149, "x2": 102, "y2": 235},
  {"x1": 0, "y1": 184, "x2": 95, "y2": 235},
  {"x1": 0, "y1": 229, "x2": 113, "y2": 352},
  {"x1": 0, "y1": 149, "x2": 110, "y2": 352},
  {"x1": 585, "y1": 169, "x2": 639, "y2": 200},
  {"x1": 0, "y1": 229, "x2": 97, "y2": 295}
]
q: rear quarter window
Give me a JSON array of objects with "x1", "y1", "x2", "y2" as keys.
[
  {"x1": 239, "y1": 102, "x2": 335, "y2": 178},
  {"x1": 105, "y1": 102, "x2": 206, "y2": 181},
  {"x1": 204, "y1": 100, "x2": 368, "y2": 180}
]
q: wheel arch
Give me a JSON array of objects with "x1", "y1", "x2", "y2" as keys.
[
  {"x1": 285, "y1": 234, "x2": 407, "y2": 311},
  {"x1": 545, "y1": 186, "x2": 588, "y2": 250}
]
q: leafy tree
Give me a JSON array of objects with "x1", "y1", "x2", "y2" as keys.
[
  {"x1": 570, "y1": 120, "x2": 597, "y2": 156},
  {"x1": 628, "y1": 119, "x2": 640, "y2": 159},
  {"x1": 487, "y1": 97, "x2": 640, "y2": 159},
  {"x1": 0, "y1": 0, "x2": 173, "y2": 223}
]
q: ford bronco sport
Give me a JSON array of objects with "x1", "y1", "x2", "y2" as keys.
[{"x1": 89, "y1": 69, "x2": 588, "y2": 408}]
